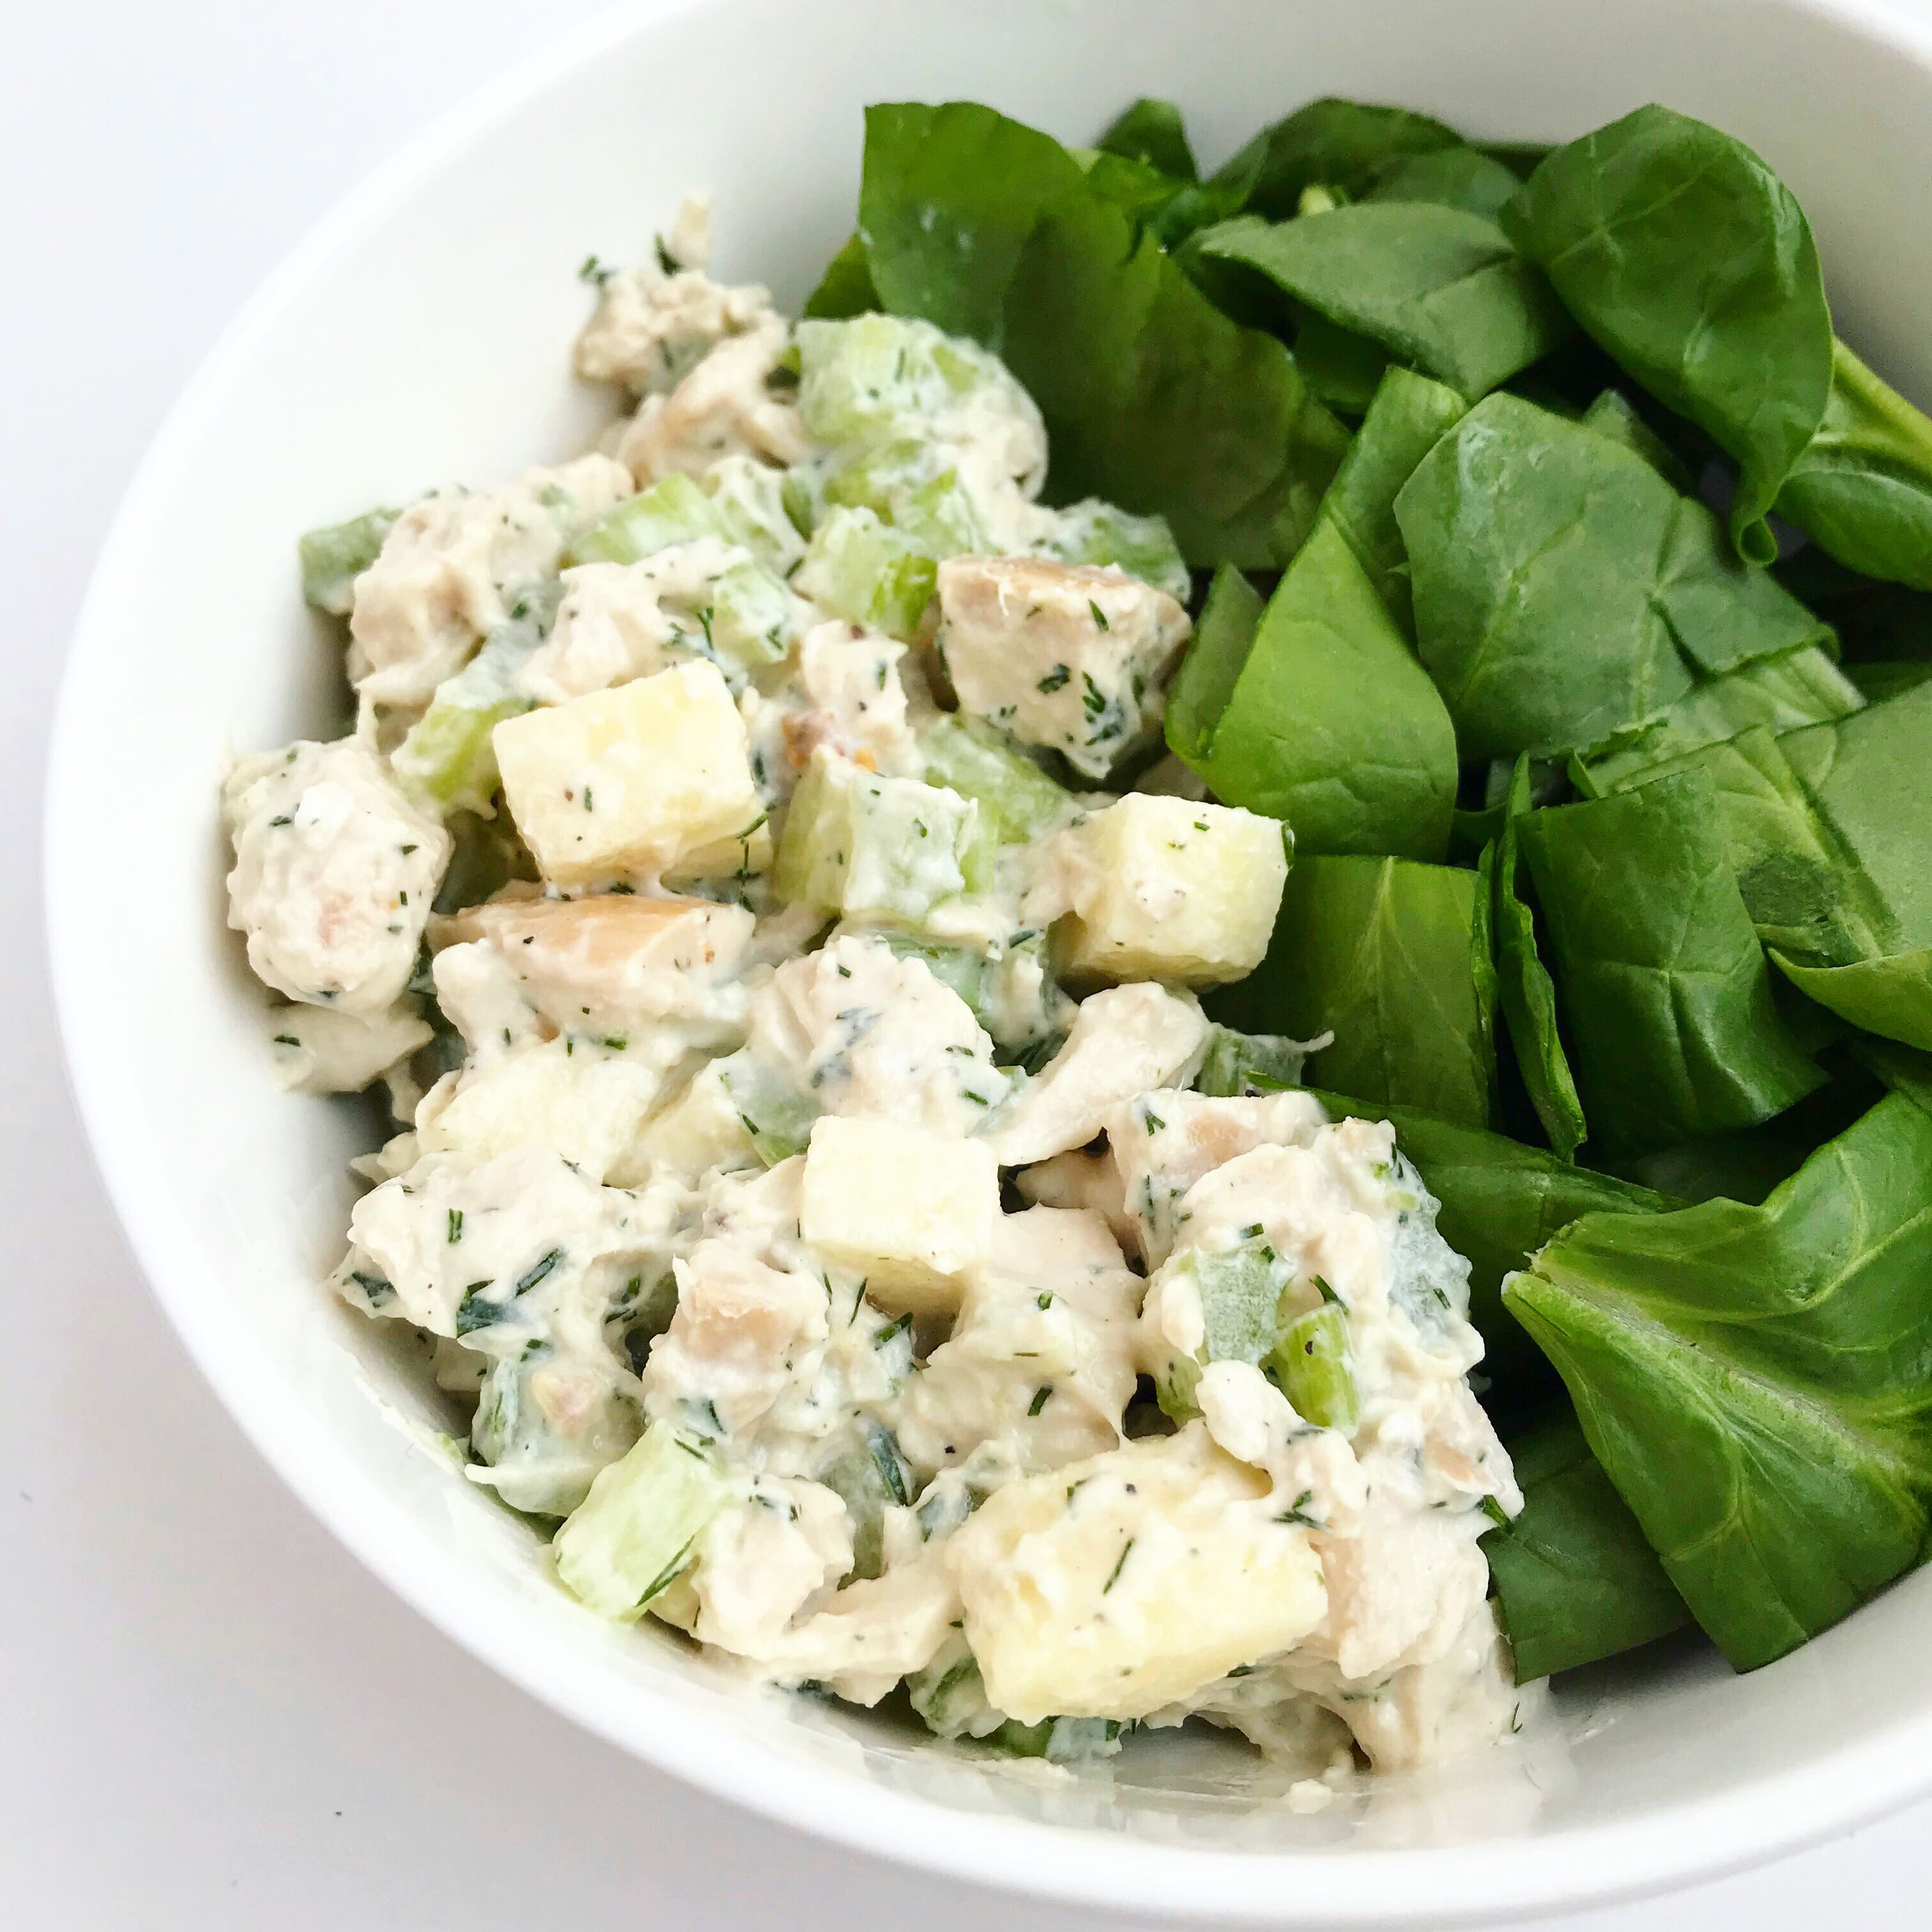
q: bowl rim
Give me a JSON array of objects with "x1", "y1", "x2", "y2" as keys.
[{"x1": 44, "y1": 0, "x2": 1932, "y2": 1919}]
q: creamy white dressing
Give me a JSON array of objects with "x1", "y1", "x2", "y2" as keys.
[{"x1": 229, "y1": 229, "x2": 1531, "y2": 1786}]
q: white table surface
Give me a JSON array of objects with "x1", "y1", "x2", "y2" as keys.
[{"x1": 6, "y1": 3, "x2": 1930, "y2": 1924}]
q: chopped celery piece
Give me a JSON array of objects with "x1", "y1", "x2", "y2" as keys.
[
  {"x1": 918, "y1": 717, "x2": 1075, "y2": 843},
  {"x1": 551, "y1": 1421, "x2": 732, "y2": 1619},
  {"x1": 714, "y1": 1050, "x2": 817, "y2": 1165},
  {"x1": 566, "y1": 473, "x2": 729, "y2": 565},
  {"x1": 1269, "y1": 1301, "x2": 1359, "y2": 1434},
  {"x1": 705, "y1": 558, "x2": 801, "y2": 668},
  {"x1": 300, "y1": 505, "x2": 397, "y2": 615},
  {"x1": 1035, "y1": 500, "x2": 1191, "y2": 601},
  {"x1": 907, "y1": 1640, "x2": 1123, "y2": 1761},
  {"x1": 1195, "y1": 1240, "x2": 1289, "y2": 1366},
  {"x1": 793, "y1": 506, "x2": 939, "y2": 639},
  {"x1": 995, "y1": 1714, "x2": 1126, "y2": 1764},
  {"x1": 795, "y1": 313, "x2": 992, "y2": 448},
  {"x1": 816, "y1": 1422, "x2": 914, "y2": 1581},
  {"x1": 1195, "y1": 1025, "x2": 1311, "y2": 1097},
  {"x1": 392, "y1": 583, "x2": 559, "y2": 815},
  {"x1": 908, "y1": 1642, "x2": 995, "y2": 1736},
  {"x1": 699, "y1": 454, "x2": 807, "y2": 574},
  {"x1": 820, "y1": 438, "x2": 986, "y2": 555},
  {"x1": 470, "y1": 1346, "x2": 641, "y2": 1518},
  {"x1": 774, "y1": 750, "x2": 979, "y2": 926}
]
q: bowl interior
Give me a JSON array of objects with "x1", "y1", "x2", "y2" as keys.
[{"x1": 48, "y1": 0, "x2": 1932, "y2": 1920}]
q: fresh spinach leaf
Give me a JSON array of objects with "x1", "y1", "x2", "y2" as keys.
[
  {"x1": 1492, "y1": 759, "x2": 1587, "y2": 1160},
  {"x1": 1515, "y1": 769, "x2": 1825, "y2": 1154},
  {"x1": 1310, "y1": 1091, "x2": 1675, "y2": 1402},
  {"x1": 1096, "y1": 97, "x2": 1197, "y2": 181},
  {"x1": 857, "y1": 101, "x2": 1087, "y2": 344},
  {"x1": 804, "y1": 231, "x2": 879, "y2": 319},
  {"x1": 1853, "y1": 1036, "x2": 1932, "y2": 1116},
  {"x1": 1503, "y1": 104, "x2": 1833, "y2": 565},
  {"x1": 1505, "y1": 1092, "x2": 1932, "y2": 1671},
  {"x1": 1776, "y1": 339, "x2": 1932, "y2": 590},
  {"x1": 1846, "y1": 661, "x2": 1932, "y2": 704},
  {"x1": 1216, "y1": 856, "x2": 1492, "y2": 1126},
  {"x1": 1765, "y1": 684, "x2": 1932, "y2": 1048},
  {"x1": 1075, "y1": 149, "x2": 1188, "y2": 224},
  {"x1": 1581, "y1": 388, "x2": 1694, "y2": 492},
  {"x1": 1313, "y1": 364, "x2": 1468, "y2": 635},
  {"x1": 1483, "y1": 1409, "x2": 1692, "y2": 1682},
  {"x1": 1775, "y1": 551, "x2": 1932, "y2": 665},
  {"x1": 999, "y1": 192, "x2": 1351, "y2": 565},
  {"x1": 1291, "y1": 312, "x2": 1392, "y2": 415},
  {"x1": 1215, "y1": 97, "x2": 1465, "y2": 218},
  {"x1": 1574, "y1": 645, "x2": 1863, "y2": 796},
  {"x1": 1166, "y1": 562, "x2": 1263, "y2": 768},
  {"x1": 1195, "y1": 203, "x2": 1573, "y2": 399},
  {"x1": 1166, "y1": 519, "x2": 1457, "y2": 859},
  {"x1": 1362, "y1": 145, "x2": 1529, "y2": 219},
  {"x1": 850, "y1": 102, "x2": 1349, "y2": 564},
  {"x1": 1395, "y1": 394, "x2": 1832, "y2": 758}
]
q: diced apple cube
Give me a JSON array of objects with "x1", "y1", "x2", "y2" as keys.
[
  {"x1": 493, "y1": 660, "x2": 763, "y2": 884},
  {"x1": 1050, "y1": 795, "x2": 1289, "y2": 985},
  {"x1": 415, "y1": 1038, "x2": 667, "y2": 1183},
  {"x1": 799, "y1": 1115, "x2": 999, "y2": 1315},
  {"x1": 946, "y1": 1423, "x2": 1328, "y2": 1722}
]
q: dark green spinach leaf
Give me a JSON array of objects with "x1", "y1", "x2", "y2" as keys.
[
  {"x1": 999, "y1": 194, "x2": 1351, "y2": 564},
  {"x1": 1214, "y1": 97, "x2": 1464, "y2": 218},
  {"x1": 857, "y1": 101, "x2": 1087, "y2": 344},
  {"x1": 1574, "y1": 646, "x2": 1862, "y2": 796},
  {"x1": 1503, "y1": 105, "x2": 1833, "y2": 565},
  {"x1": 1195, "y1": 203, "x2": 1572, "y2": 399},
  {"x1": 1492, "y1": 759, "x2": 1587, "y2": 1160},
  {"x1": 1166, "y1": 521, "x2": 1457, "y2": 860},
  {"x1": 804, "y1": 231, "x2": 879, "y2": 319},
  {"x1": 1483, "y1": 1410, "x2": 1692, "y2": 1682},
  {"x1": 1363, "y1": 145, "x2": 1532, "y2": 220},
  {"x1": 1291, "y1": 312, "x2": 1392, "y2": 414},
  {"x1": 1216, "y1": 856, "x2": 1492, "y2": 1126},
  {"x1": 1311, "y1": 364, "x2": 1468, "y2": 635},
  {"x1": 1777, "y1": 339, "x2": 1932, "y2": 590},
  {"x1": 1505, "y1": 1093, "x2": 1932, "y2": 1671},
  {"x1": 1581, "y1": 388, "x2": 1694, "y2": 491},
  {"x1": 1096, "y1": 97, "x2": 1198, "y2": 181},
  {"x1": 1395, "y1": 394, "x2": 1831, "y2": 758},
  {"x1": 1515, "y1": 769, "x2": 1825, "y2": 1154}
]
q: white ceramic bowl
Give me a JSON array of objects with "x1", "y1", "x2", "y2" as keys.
[{"x1": 47, "y1": 0, "x2": 1932, "y2": 1920}]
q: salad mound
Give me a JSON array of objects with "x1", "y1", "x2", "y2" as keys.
[{"x1": 226, "y1": 92, "x2": 1932, "y2": 1791}]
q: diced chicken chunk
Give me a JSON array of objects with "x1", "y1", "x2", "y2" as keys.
[
  {"x1": 618, "y1": 321, "x2": 811, "y2": 484},
  {"x1": 894, "y1": 1207, "x2": 1139, "y2": 1475},
  {"x1": 576, "y1": 263, "x2": 784, "y2": 396},
  {"x1": 348, "y1": 455, "x2": 632, "y2": 709},
  {"x1": 266, "y1": 1000, "x2": 431, "y2": 1094},
  {"x1": 519, "y1": 545, "x2": 797, "y2": 703},
  {"x1": 437, "y1": 891, "x2": 753, "y2": 1040},
  {"x1": 935, "y1": 557, "x2": 1190, "y2": 779},
  {"x1": 224, "y1": 736, "x2": 451, "y2": 1014},
  {"x1": 746, "y1": 934, "x2": 1011, "y2": 1139},
  {"x1": 1105, "y1": 1088, "x2": 1331, "y2": 1268},
  {"x1": 978, "y1": 983, "x2": 1208, "y2": 1167}
]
